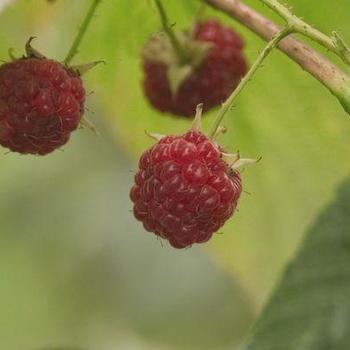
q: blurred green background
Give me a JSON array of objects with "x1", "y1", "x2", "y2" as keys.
[{"x1": 0, "y1": 0, "x2": 349, "y2": 349}]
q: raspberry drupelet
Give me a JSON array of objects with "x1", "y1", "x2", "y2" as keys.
[
  {"x1": 0, "y1": 38, "x2": 100, "y2": 155},
  {"x1": 0, "y1": 58, "x2": 85, "y2": 155},
  {"x1": 142, "y1": 19, "x2": 248, "y2": 117},
  {"x1": 130, "y1": 106, "x2": 257, "y2": 249}
]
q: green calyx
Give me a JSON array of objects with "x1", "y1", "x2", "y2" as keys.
[{"x1": 142, "y1": 30, "x2": 212, "y2": 95}]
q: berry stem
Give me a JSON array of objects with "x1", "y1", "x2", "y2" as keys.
[
  {"x1": 64, "y1": 0, "x2": 102, "y2": 65},
  {"x1": 189, "y1": 3, "x2": 206, "y2": 38},
  {"x1": 259, "y1": 0, "x2": 350, "y2": 66},
  {"x1": 153, "y1": 0, "x2": 189, "y2": 63},
  {"x1": 209, "y1": 28, "x2": 292, "y2": 139}
]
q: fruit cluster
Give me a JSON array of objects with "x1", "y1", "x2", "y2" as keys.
[{"x1": 0, "y1": 10, "x2": 252, "y2": 248}]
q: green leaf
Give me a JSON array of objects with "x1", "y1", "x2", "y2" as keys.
[
  {"x1": 245, "y1": 176, "x2": 350, "y2": 350},
  {"x1": 1, "y1": 0, "x2": 350, "y2": 334},
  {"x1": 75, "y1": 0, "x2": 350, "y2": 309},
  {"x1": 37, "y1": 348, "x2": 86, "y2": 350},
  {"x1": 0, "y1": 1, "x2": 14, "y2": 13},
  {"x1": 26, "y1": 0, "x2": 350, "y2": 308}
]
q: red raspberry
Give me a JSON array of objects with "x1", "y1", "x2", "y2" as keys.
[
  {"x1": 0, "y1": 57, "x2": 85, "y2": 155},
  {"x1": 130, "y1": 130, "x2": 242, "y2": 249},
  {"x1": 142, "y1": 19, "x2": 247, "y2": 117}
]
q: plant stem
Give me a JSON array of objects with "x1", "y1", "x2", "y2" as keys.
[
  {"x1": 209, "y1": 28, "x2": 291, "y2": 138},
  {"x1": 204, "y1": 0, "x2": 350, "y2": 116},
  {"x1": 154, "y1": 0, "x2": 189, "y2": 63},
  {"x1": 64, "y1": 0, "x2": 102, "y2": 65},
  {"x1": 259, "y1": 0, "x2": 350, "y2": 65}
]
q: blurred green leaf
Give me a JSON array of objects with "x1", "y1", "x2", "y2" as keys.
[
  {"x1": 0, "y1": 0, "x2": 14, "y2": 13},
  {"x1": 72, "y1": 0, "x2": 350, "y2": 308},
  {"x1": 37, "y1": 348, "x2": 86, "y2": 350},
  {"x1": 245, "y1": 176, "x2": 350, "y2": 350},
  {"x1": 0, "y1": 1, "x2": 349, "y2": 348}
]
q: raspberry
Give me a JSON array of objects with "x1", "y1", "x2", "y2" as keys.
[
  {"x1": 142, "y1": 19, "x2": 247, "y2": 117},
  {"x1": 0, "y1": 56, "x2": 85, "y2": 155},
  {"x1": 130, "y1": 129, "x2": 243, "y2": 249}
]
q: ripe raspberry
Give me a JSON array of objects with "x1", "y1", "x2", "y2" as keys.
[
  {"x1": 130, "y1": 130, "x2": 242, "y2": 249},
  {"x1": 142, "y1": 19, "x2": 247, "y2": 117},
  {"x1": 0, "y1": 56, "x2": 85, "y2": 155}
]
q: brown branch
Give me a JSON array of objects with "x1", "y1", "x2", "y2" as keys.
[{"x1": 205, "y1": 0, "x2": 350, "y2": 114}]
